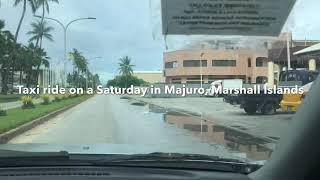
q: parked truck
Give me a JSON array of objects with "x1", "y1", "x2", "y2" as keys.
[
  {"x1": 280, "y1": 81, "x2": 316, "y2": 113},
  {"x1": 239, "y1": 70, "x2": 318, "y2": 115},
  {"x1": 206, "y1": 79, "x2": 243, "y2": 100}
]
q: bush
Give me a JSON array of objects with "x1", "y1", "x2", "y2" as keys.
[
  {"x1": 21, "y1": 96, "x2": 35, "y2": 109},
  {"x1": 41, "y1": 94, "x2": 51, "y2": 105},
  {"x1": 107, "y1": 75, "x2": 148, "y2": 88},
  {"x1": 63, "y1": 94, "x2": 70, "y2": 99},
  {"x1": 54, "y1": 95, "x2": 63, "y2": 102},
  {"x1": 0, "y1": 109, "x2": 7, "y2": 116}
]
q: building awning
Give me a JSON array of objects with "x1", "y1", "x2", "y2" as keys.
[
  {"x1": 268, "y1": 46, "x2": 306, "y2": 62},
  {"x1": 294, "y1": 43, "x2": 320, "y2": 55}
]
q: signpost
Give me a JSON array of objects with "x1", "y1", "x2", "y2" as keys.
[{"x1": 162, "y1": 0, "x2": 296, "y2": 36}]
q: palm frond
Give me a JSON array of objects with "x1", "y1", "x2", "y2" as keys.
[
  {"x1": 43, "y1": 33, "x2": 53, "y2": 41},
  {"x1": 14, "y1": 0, "x2": 23, "y2": 6}
]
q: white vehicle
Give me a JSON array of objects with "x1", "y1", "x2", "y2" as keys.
[{"x1": 206, "y1": 79, "x2": 243, "y2": 97}]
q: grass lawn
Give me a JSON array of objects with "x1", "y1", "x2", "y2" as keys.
[{"x1": 0, "y1": 95, "x2": 92, "y2": 134}]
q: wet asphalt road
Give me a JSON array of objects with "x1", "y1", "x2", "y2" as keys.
[{"x1": 8, "y1": 95, "x2": 274, "y2": 161}]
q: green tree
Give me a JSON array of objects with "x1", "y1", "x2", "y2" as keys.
[
  {"x1": 6, "y1": 0, "x2": 37, "y2": 92},
  {"x1": 93, "y1": 74, "x2": 101, "y2": 86},
  {"x1": 27, "y1": 20, "x2": 54, "y2": 48},
  {"x1": 0, "y1": 20, "x2": 4, "y2": 29},
  {"x1": 107, "y1": 75, "x2": 147, "y2": 88},
  {"x1": 34, "y1": 46, "x2": 50, "y2": 84},
  {"x1": 13, "y1": 43, "x2": 49, "y2": 87},
  {"x1": 0, "y1": 22, "x2": 16, "y2": 94},
  {"x1": 118, "y1": 56, "x2": 135, "y2": 88},
  {"x1": 87, "y1": 73, "x2": 101, "y2": 89},
  {"x1": 118, "y1": 56, "x2": 134, "y2": 76},
  {"x1": 19, "y1": 43, "x2": 37, "y2": 87},
  {"x1": 14, "y1": 0, "x2": 37, "y2": 42},
  {"x1": 36, "y1": 0, "x2": 59, "y2": 19},
  {"x1": 69, "y1": 49, "x2": 88, "y2": 88},
  {"x1": 69, "y1": 49, "x2": 88, "y2": 73},
  {"x1": 35, "y1": 0, "x2": 59, "y2": 34},
  {"x1": 27, "y1": 20, "x2": 53, "y2": 83}
]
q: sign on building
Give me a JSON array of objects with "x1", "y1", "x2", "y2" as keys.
[{"x1": 162, "y1": 0, "x2": 296, "y2": 36}]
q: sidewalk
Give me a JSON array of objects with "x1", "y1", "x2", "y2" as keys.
[
  {"x1": 129, "y1": 96, "x2": 294, "y2": 142},
  {"x1": 0, "y1": 99, "x2": 42, "y2": 110}
]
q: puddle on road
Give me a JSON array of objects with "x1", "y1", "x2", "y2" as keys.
[
  {"x1": 131, "y1": 102, "x2": 147, "y2": 106},
  {"x1": 120, "y1": 96, "x2": 130, "y2": 100},
  {"x1": 127, "y1": 101, "x2": 273, "y2": 161},
  {"x1": 267, "y1": 136, "x2": 280, "y2": 141},
  {"x1": 147, "y1": 104, "x2": 273, "y2": 161}
]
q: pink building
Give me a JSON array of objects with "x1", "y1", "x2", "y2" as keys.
[{"x1": 164, "y1": 48, "x2": 268, "y2": 84}]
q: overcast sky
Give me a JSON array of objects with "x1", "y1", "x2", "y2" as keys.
[{"x1": 0, "y1": 0, "x2": 320, "y2": 83}]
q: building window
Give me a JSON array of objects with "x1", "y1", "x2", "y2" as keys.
[
  {"x1": 165, "y1": 61, "x2": 177, "y2": 69},
  {"x1": 183, "y1": 60, "x2": 207, "y2": 67},
  {"x1": 256, "y1": 57, "x2": 267, "y2": 67},
  {"x1": 256, "y1": 76, "x2": 268, "y2": 84},
  {"x1": 248, "y1": 77, "x2": 252, "y2": 84},
  {"x1": 213, "y1": 60, "x2": 236, "y2": 67},
  {"x1": 248, "y1": 58, "x2": 252, "y2": 67},
  {"x1": 186, "y1": 81, "x2": 205, "y2": 84},
  {"x1": 171, "y1": 78, "x2": 181, "y2": 84}
]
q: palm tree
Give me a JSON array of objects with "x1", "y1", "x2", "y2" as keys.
[
  {"x1": 70, "y1": 49, "x2": 88, "y2": 73},
  {"x1": 69, "y1": 49, "x2": 88, "y2": 87},
  {"x1": 118, "y1": 56, "x2": 134, "y2": 76},
  {"x1": 0, "y1": 27, "x2": 15, "y2": 94},
  {"x1": 33, "y1": 46, "x2": 50, "y2": 84},
  {"x1": 27, "y1": 20, "x2": 54, "y2": 48},
  {"x1": 0, "y1": 20, "x2": 4, "y2": 30},
  {"x1": 14, "y1": 0, "x2": 37, "y2": 42},
  {"x1": 36, "y1": 0, "x2": 59, "y2": 31},
  {"x1": 118, "y1": 56, "x2": 134, "y2": 88}
]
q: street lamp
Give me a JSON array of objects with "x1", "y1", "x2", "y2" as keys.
[
  {"x1": 200, "y1": 44, "x2": 206, "y2": 89},
  {"x1": 34, "y1": 15, "x2": 97, "y2": 87}
]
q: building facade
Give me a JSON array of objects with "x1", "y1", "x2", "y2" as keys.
[{"x1": 164, "y1": 48, "x2": 268, "y2": 84}]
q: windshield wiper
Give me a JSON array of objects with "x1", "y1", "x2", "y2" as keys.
[
  {"x1": 92, "y1": 152, "x2": 261, "y2": 174},
  {"x1": 95, "y1": 152, "x2": 243, "y2": 162},
  {"x1": 0, "y1": 149, "x2": 70, "y2": 166},
  {"x1": 0, "y1": 150, "x2": 261, "y2": 174}
]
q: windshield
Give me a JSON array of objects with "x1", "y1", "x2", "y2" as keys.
[{"x1": 0, "y1": 0, "x2": 318, "y2": 168}]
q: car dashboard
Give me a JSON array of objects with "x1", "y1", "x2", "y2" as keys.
[{"x1": 0, "y1": 166, "x2": 251, "y2": 180}]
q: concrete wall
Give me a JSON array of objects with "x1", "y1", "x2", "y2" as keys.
[{"x1": 133, "y1": 71, "x2": 165, "y2": 84}]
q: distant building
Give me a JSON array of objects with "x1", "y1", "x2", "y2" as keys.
[
  {"x1": 133, "y1": 71, "x2": 165, "y2": 84},
  {"x1": 164, "y1": 48, "x2": 268, "y2": 84},
  {"x1": 0, "y1": 67, "x2": 63, "y2": 91},
  {"x1": 163, "y1": 33, "x2": 320, "y2": 85},
  {"x1": 267, "y1": 33, "x2": 320, "y2": 85}
]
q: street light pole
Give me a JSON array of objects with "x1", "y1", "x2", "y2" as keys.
[
  {"x1": 34, "y1": 16, "x2": 97, "y2": 87},
  {"x1": 200, "y1": 44, "x2": 205, "y2": 89}
]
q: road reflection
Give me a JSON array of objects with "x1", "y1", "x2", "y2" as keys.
[{"x1": 148, "y1": 104, "x2": 273, "y2": 161}]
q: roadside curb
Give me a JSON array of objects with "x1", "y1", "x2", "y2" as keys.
[
  {"x1": 125, "y1": 96, "x2": 278, "y2": 145},
  {"x1": 0, "y1": 96, "x2": 92, "y2": 144}
]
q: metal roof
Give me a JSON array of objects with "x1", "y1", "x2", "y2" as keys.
[{"x1": 294, "y1": 43, "x2": 320, "y2": 55}]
